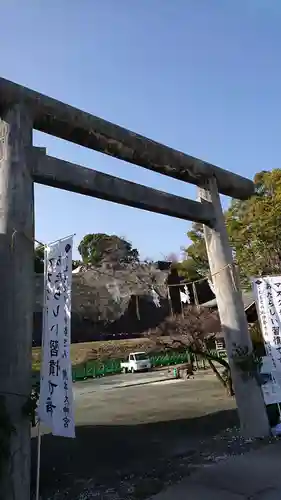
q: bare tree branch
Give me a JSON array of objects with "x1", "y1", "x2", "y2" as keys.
[{"x1": 147, "y1": 305, "x2": 233, "y2": 395}]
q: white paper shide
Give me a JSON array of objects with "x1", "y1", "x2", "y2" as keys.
[
  {"x1": 38, "y1": 237, "x2": 75, "y2": 438},
  {"x1": 253, "y1": 276, "x2": 281, "y2": 404}
]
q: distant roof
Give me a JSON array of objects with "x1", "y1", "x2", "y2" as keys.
[{"x1": 201, "y1": 290, "x2": 255, "y2": 311}]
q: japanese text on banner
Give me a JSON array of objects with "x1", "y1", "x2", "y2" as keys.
[
  {"x1": 38, "y1": 237, "x2": 75, "y2": 438},
  {"x1": 253, "y1": 276, "x2": 281, "y2": 388},
  {"x1": 260, "y1": 356, "x2": 281, "y2": 405}
]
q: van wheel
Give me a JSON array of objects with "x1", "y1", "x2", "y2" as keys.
[{"x1": 131, "y1": 368, "x2": 135, "y2": 374}]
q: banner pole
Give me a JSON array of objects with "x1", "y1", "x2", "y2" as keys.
[{"x1": 35, "y1": 421, "x2": 42, "y2": 500}]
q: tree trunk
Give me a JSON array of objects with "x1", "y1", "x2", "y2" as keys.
[
  {"x1": 208, "y1": 359, "x2": 234, "y2": 396},
  {"x1": 207, "y1": 359, "x2": 231, "y2": 395},
  {"x1": 226, "y1": 372, "x2": 234, "y2": 396}
]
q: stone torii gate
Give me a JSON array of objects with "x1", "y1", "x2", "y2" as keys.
[{"x1": 0, "y1": 77, "x2": 270, "y2": 499}]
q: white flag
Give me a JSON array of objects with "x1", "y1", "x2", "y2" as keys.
[
  {"x1": 183, "y1": 285, "x2": 191, "y2": 304},
  {"x1": 38, "y1": 237, "x2": 75, "y2": 438},
  {"x1": 151, "y1": 287, "x2": 161, "y2": 308},
  {"x1": 180, "y1": 291, "x2": 190, "y2": 304}
]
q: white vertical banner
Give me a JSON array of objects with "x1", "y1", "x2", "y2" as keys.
[
  {"x1": 38, "y1": 236, "x2": 75, "y2": 438},
  {"x1": 260, "y1": 356, "x2": 281, "y2": 405},
  {"x1": 253, "y1": 276, "x2": 281, "y2": 390}
]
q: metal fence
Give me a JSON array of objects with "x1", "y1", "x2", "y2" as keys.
[{"x1": 71, "y1": 350, "x2": 212, "y2": 381}]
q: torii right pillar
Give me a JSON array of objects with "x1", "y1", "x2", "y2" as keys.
[{"x1": 199, "y1": 176, "x2": 270, "y2": 438}]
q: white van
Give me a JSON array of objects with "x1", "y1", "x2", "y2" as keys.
[{"x1": 121, "y1": 352, "x2": 152, "y2": 373}]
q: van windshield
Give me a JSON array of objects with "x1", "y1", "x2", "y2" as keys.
[{"x1": 134, "y1": 353, "x2": 148, "y2": 361}]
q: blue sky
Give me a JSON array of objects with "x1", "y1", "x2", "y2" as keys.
[{"x1": 1, "y1": 0, "x2": 281, "y2": 260}]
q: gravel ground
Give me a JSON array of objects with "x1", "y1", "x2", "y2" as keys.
[{"x1": 31, "y1": 373, "x2": 276, "y2": 500}]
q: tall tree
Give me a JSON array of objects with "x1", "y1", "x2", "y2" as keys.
[
  {"x1": 186, "y1": 223, "x2": 209, "y2": 274},
  {"x1": 226, "y1": 169, "x2": 281, "y2": 284},
  {"x1": 182, "y1": 169, "x2": 281, "y2": 286},
  {"x1": 78, "y1": 233, "x2": 139, "y2": 266},
  {"x1": 176, "y1": 258, "x2": 203, "y2": 281},
  {"x1": 180, "y1": 223, "x2": 209, "y2": 280}
]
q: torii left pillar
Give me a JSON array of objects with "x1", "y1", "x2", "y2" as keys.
[{"x1": 0, "y1": 103, "x2": 34, "y2": 500}]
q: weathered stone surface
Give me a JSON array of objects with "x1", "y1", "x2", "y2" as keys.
[
  {"x1": 32, "y1": 152, "x2": 215, "y2": 226},
  {"x1": 0, "y1": 76, "x2": 254, "y2": 199}
]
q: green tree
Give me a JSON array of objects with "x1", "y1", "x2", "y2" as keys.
[
  {"x1": 176, "y1": 258, "x2": 202, "y2": 281},
  {"x1": 182, "y1": 169, "x2": 281, "y2": 286},
  {"x1": 34, "y1": 245, "x2": 44, "y2": 273},
  {"x1": 186, "y1": 223, "x2": 209, "y2": 275},
  {"x1": 226, "y1": 169, "x2": 281, "y2": 284},
  {"x1": 78, "y1": 233, "x2": 139, "y2": 266},
  {"x1": 180, "y1": 223, "x2": 209, "y2": 280}
]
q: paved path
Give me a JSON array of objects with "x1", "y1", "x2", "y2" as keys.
[
  {"x1": 32, "y1": 371, "x2": 239, "y2": 499},
  {"x1": 73, "y1": 369, "x2": 170, "y2": 398},
  {"x1": 149, "y1": 441, "x2": 281, "y2": 499},
  {"x1": 34, "y1": 369, "x2": 179, "y2": 436}
]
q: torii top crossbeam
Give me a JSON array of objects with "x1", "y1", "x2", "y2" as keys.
[{"x1": 0, "y1": 77, "x2": 253, "y2": 200}]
